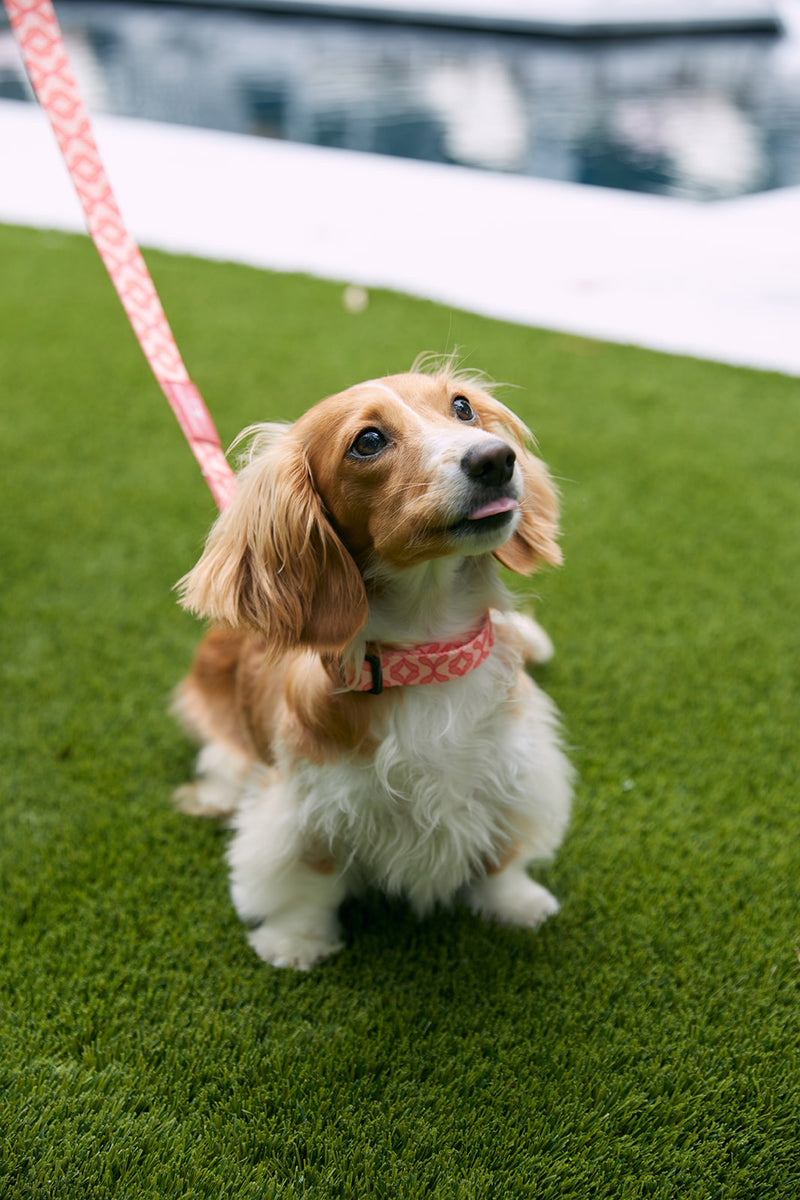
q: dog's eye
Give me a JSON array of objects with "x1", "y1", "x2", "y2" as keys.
[
  {"x1": 452, "y1": 395, "x2": 476, "y2": 422},
  {"x1": 350, "y1": 428, "x2": 388, "y2": 458}
]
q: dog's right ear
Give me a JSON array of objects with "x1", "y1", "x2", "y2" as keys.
[
  {"x1": 478, "y1": 395, "x2": 562, "y2": 576},
  {"x1": 177, "y1": 426, "x2": 368, "y2": 655}
]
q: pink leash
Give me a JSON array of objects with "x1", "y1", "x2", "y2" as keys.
[{"x1": 5, "y1": 0, "x2": 237, "y2": 511}]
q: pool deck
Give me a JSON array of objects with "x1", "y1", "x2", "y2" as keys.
[
  {"x1": 1, "y1": 97, "x2": 799, "y2": 377},
  {"x1": 129, "y1": 0, "x2": 785, "y2": 36}
]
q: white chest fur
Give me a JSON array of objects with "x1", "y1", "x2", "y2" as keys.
[{"x1": 291, "y1": 644, "x2": 571, "y2": 912}]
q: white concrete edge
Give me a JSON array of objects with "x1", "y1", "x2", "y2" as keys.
[
  {"x1": 125, "y1": 0, "x2": 785, "y2": 36},
  {"x1": 2, "y1": 99, "x2": 799, "y2": 376}
]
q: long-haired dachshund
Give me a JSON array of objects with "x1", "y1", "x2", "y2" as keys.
[{"x1": 174, "y1": 361, "x2": 573, "y2": 969}]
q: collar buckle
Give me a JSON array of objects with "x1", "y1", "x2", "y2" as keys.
[{"x1": 365, "y1": 652, "x2": 383, "y2": 695}]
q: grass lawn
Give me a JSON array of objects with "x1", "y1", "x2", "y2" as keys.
[{"x1": 1, "y1": 222, "x2": 798, "y2": 1199}]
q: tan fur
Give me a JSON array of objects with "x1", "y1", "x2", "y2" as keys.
[
  {"x1": 483, "y1": 843, "x2": 523, "y2": 876},
  {"x1": 173, "y1": 366, "x2": 571, "y2": 968},
  {"x1": 178, "y1": 369, "x2": 560, "y2": 770},
  {"x1": 178, "y1": 430, "x2": 368, "y2": 654}
]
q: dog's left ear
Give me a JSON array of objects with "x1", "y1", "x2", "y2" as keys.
[
  {"x1": 482, "y1": 399, "x2": 562, "y2": 575},
  {"x1": 177, "y1": 425, "x2": 368, "y2": 656}
]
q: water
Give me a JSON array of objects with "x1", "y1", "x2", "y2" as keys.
[{"x1": 3, "y1": 1, "x2": 800, "y2": 199}]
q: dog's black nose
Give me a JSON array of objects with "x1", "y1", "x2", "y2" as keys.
[{"x1": 461, "y1": 440, "x2": 516, "y2": 488}]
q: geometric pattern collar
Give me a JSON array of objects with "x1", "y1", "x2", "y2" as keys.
[{"x1": 341, "y1": 612, "x2": 495, "y2": 695}]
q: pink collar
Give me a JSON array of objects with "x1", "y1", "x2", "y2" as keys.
[{"x1": 342, "y1": 613, "x2": 495, "y2": 694}]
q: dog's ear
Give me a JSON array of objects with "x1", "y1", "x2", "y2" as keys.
[
  {"x1": 177, "y1": 427, "x2": 368, "y2": 654},
  {"x1": 481, "y1": 398, "x2": 562, "y2": 576}
]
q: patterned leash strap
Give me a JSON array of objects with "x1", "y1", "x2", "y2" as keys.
[{"x1": 4, "y1": 0, "x2": 237, "y2": 510}]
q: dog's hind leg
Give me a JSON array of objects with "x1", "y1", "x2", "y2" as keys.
[{"x1": 173, "y1": 742, "x2": 253, "y2": 818}]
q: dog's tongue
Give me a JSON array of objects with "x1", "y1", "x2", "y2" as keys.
[{"x1": 468, "y1": 497, "x2": 519, "y2": 521}]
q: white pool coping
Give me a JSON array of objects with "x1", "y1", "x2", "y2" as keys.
[
  {"x1": 2, "y1": 98, "x2": 799, "y2": 376},
  {"x1": 130, "y1": 0, "x2": 785, "y2": 36}
]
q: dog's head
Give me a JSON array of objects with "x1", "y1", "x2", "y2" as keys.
[{"x1": 178, "y1": 367, "x2": 561, "y2": 654}]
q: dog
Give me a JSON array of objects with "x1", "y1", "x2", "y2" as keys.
[{"x1": 174, "y1": 361, "x2": 573, "y2": 969}]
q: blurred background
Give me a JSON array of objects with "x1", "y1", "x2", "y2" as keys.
[
  {"x1": 1, "y1": 0, "x2": 799, "y2": 202},
  {"x1": 2, "y1": 1, "x2": 799, "y2": 375}
]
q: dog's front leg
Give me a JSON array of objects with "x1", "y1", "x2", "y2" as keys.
[
  {"x1": 465, "y1": 859, "x2": 560, "y2": 931},
  {"x1": 227, "y1": 777, "x2": 347, "y2": 970},
  {"x1": 244, "y1": 865, "x2": 346, "y2": 970}
]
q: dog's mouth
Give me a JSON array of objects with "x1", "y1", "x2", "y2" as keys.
[
  {"x1": 446, "y1": 495, "x2": 520, "y2": 536},
  {"x1": 468, "y1": 497, "x2": 519, "y2": 523}
]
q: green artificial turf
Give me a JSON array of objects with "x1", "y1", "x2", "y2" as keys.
[{"x1": 1, "y1": 222, "x2": 798, "y2": 1199}]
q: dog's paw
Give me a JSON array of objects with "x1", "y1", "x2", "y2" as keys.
[
  {"x1": 174, "y1": 743, "x2": 253, "y2": 818},
  {"x1": 247, "y1": 924, "x2": 344, "y2": 971},
  {"x1": 521, "y1": 619, "x2": 555, "y2": 666},
  {"x1": 468, "y1": 872, "x2": 560, "y2": 931},
  {"x1": 173, "y1": 782, "x2": 236, "y2": 818},
  {"x1": 497, "y1": 879, "x2": 560, "y2": 929},
  {"x1": 492, "y1": 610, "x2": 555, "y2": 664}
]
